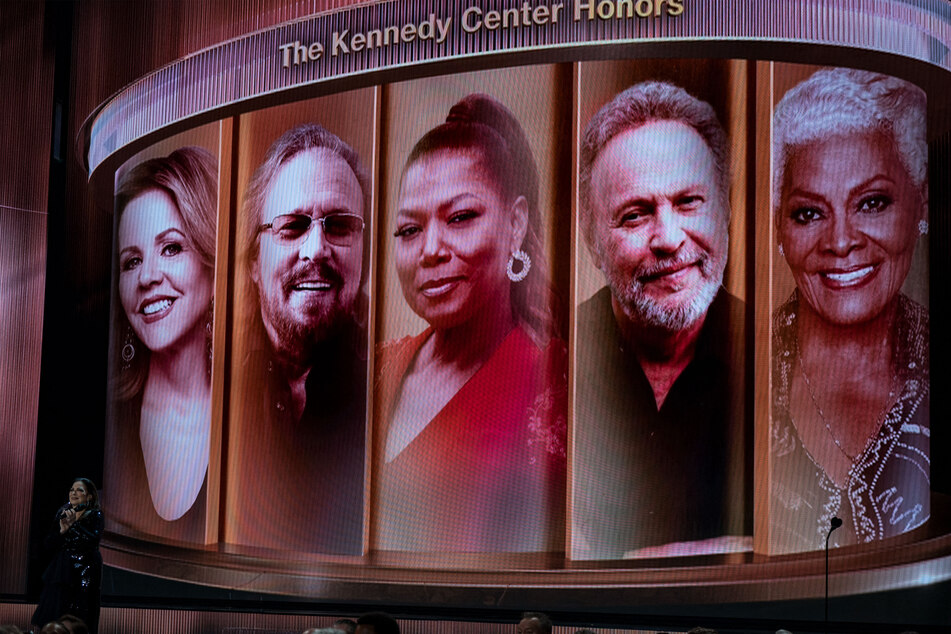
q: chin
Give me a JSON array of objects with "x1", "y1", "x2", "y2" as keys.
[{"x1": 806, "y1": 295, "x2": 892, "y2": 327}]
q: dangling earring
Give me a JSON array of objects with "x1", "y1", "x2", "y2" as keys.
[
  {"x1": 121, "y1": 325, "x2": 136, "y2": 371},
  {"x1": 918, "y1": 219, "x2": 929, "y2": 235},
  {"x1": 507, "y1": 249, "x2": 531, "y2": 283},
  {"x1": 205, "y1": 298, "x2": 215, "y2": 375},
  {"x1": 777, "y1": 244, "x2": 785, "y2": 258}
]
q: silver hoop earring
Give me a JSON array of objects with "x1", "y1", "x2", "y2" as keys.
[
  {"x1": 506, "y1": 249, "x2": 531, "y2": 283},
  {"x1": 919, "y1": 219, "x2": 929, "y2": 235}
]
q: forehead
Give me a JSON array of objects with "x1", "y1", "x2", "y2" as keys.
[
  {"x1": 783, "y1": 131, "x2": 912, "y2": 195},
  {"x1": 71, "y1": 481, "x2": 86, "y2": 490},
  {"x1": 591, "y1": 120, "x2": 719, "y2": 207},
  {"x1": 399, "y1": 149, "x2": 500, "y2": 209},
  {"x1": 263, "y1": 148, "x2": 363, "y2": 221},
  {"x1": 119, "y1": 189, "x2": 182, "y2": 240}
]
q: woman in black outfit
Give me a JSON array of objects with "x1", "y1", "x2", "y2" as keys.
[{"x1": 31, "y1": 479, "x2": 103, "y2": 633}]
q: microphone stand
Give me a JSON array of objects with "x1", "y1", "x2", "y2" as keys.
[{"x1": 825, "y1": 516, "x2": 842, "y2": 634}]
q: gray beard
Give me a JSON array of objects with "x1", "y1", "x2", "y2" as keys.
[
  {"x1": 612, "y1": 274, "x2": 721, "y2": 332},
  {"x1": 607, "y1": 251, "x2": 726, "y2": 333}
]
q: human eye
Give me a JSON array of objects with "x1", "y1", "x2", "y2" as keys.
[
  {"x1": 120, "y1": 254, "x2": 141, "y2": 272},
  {"x1": 322, "y1": 213, "x2": 363, "y2": 239},
  {"x1": 447, "y1": 208, "x2": 479, "y2": 225},
  {"x1": 274, "y1": 214, "x2": 311, "y2": 240},
  {"x1": 675, "y1": 194, "x2": 705, "y2": 211},
  {"x1": 789, "y1": 205, "x2": 824, "y2": 225},
  {"x1": 617, "y1": 206, "x2": 651, "y2": 227},
  {"x1": 161, "y1": 242, "x2": 183, "y2": 257},
  {"x1": 858, "y1": 194, "x2": 892, "y2": 214},
  {"x1": 394, "y1": 223, "x2": 421, "y2": 239}
]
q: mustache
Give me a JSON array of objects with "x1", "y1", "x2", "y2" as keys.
[
  {"x1": 281, "y1": 261, "x2": 343, "y2": 290},
  {"x1": 634, "y1": 250, "x2": 709, "y2": 282}
]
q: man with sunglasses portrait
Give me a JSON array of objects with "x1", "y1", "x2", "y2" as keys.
[{"x1": 233, "y1": 123, "x2": 370, "y2": 554}]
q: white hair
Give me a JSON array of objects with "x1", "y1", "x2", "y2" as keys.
[{"x1": 772, "y1": 68, "x2": 927, "y2": 214}]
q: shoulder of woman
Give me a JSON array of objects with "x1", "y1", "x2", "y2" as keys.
[
  {"x1": 771, "y1": 290, "x2": 799, "y2": 330},
  {"x1": 375, "y1": 330, "x2": 430, "y2": 382},
  {"x1": 377, "y1": 330, "x2": 428, "y2": 361},
  {"x1": 896, "y1": 293, "x2": 929, "y2": 378}
]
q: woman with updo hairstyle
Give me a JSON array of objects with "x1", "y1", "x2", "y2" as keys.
[
  {"x1": 106, "y1": 146, "x2": 218, "y2": 538},
  {"x1": 770, "y1": 68, "x2": 929, "y2": 553},
  {"x1": 375, "y1": 94, "x2": 567, "y2": 553}
]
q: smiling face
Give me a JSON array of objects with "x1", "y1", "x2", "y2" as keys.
[
  {"x1": 252, "y1": 148, "x2": 364, "y2": 356},
  {"x1": 589, "y1": 120, "x2": 729, "y2": 332},
  {"x1": 118, "y1": 189, "x2": 214, "y2": 355},
  {"x1": 68, "y1": 480, "x2": 92, "y2": 508},
  {"x1": 777, "y1": 131, "x2": 925, "y2": 326},
  {"x1": 395, "y1": 150, "x2": 526, "y2": 331}
]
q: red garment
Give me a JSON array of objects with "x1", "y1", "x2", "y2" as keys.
[{"x1": 374, "y1": 326, "x2": 567, "y2": 553}]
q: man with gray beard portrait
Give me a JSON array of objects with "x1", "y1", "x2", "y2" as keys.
[
  {"x1": 573, "y1": 81, "x2": 751, "y2": 560},
  {"x1": 231, "y1": 123, "x2": 369, "y2": 554}
]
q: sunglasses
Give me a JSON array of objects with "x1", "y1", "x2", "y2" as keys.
[{"x1": 258, "y1": 212, "x2": 365, "y2": 247}]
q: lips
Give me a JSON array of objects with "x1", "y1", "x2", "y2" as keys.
[
  {"x1": 419, "y1": 276, "x2": 464, "y2": 298},
  {"x1": 819, "y1": 264, "x2": 878, "y2": 289},
  {"x1": 284, "y1": 263, "x2": 341, "y2": 294},
  {"x1": 291, "y1": 279, "x2": 333, "y2": 291},
  {"x1": 640, "y1": 261, "x2": 696, "y2": 284},
  {"x1": 138, "y1": 296, "x2": 175, "y2": 322}
]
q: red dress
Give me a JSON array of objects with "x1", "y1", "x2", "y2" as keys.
[{"x1": 374, "y1": 326, "x2": 567, "y2": 553}]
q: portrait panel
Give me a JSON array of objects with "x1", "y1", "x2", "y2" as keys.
[
  {"x1": 104, "y1": 123, "x2": 222, "y2": 545},
  {"x1": 766, "y1": 63, "x2": 930, "y2": 555},
  {"x1": 571, "y1": 59, "x2": 752, "y2": 561},
  {"x1": 372, "y1": 66, "x2": 572, "y2": 556},
  {"x1": 224, "y1": 89, "x2": 376, "y2": 555}
]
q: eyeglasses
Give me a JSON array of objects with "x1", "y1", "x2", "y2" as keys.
[{"x1": 258, "y1": 212, "x2": 365, "y2": 247}]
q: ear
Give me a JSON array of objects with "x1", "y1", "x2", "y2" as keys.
[
  {"x1": 249, "y1": 257, "x2": 261, "y2": 287},
  {"x1": 509, "y1": 195, "x2": 529, "y2": 253}
]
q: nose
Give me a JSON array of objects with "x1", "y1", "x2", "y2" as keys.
[
  {"x1": 822, "y1": 211, "x2": 863, "y2": 256},
  {"x1": 649, "y1": 204, "x2": 686, "y2": 254},
  {"x1": 420, "y1": 222, "x2": 450, "y2": 266},
  {"x1": 137, "y1": 254, "x2": 162, "y2": 288},
  {"x1": 298, "y1": 219, "x2": 331, "y2": 261}
]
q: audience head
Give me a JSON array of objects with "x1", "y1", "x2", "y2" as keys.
[
  {"x1": 517, "y1": 612, "x2": 552, "y2": 634},
  {"x1": 355, "y1": 612, "x2": 400, "y2": 634},
  {"x1": 57, "y1": 615, "x2": 88, "y2": 634},
  {"x1": 333, "y1": 618, "x2": 358, "y2": 634}
]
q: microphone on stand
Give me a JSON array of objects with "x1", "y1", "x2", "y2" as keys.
[{"x1": 825, "y1": 516, "x2": 842, "y2": 634}]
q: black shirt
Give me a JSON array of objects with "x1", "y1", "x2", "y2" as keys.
[{"x1": 572, "y1": 287, "x2": 750, "y2": 559}]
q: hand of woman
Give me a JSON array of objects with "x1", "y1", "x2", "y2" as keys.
[{"x1": 58, "y1": 507, "x2": 77, "y2": 534}]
